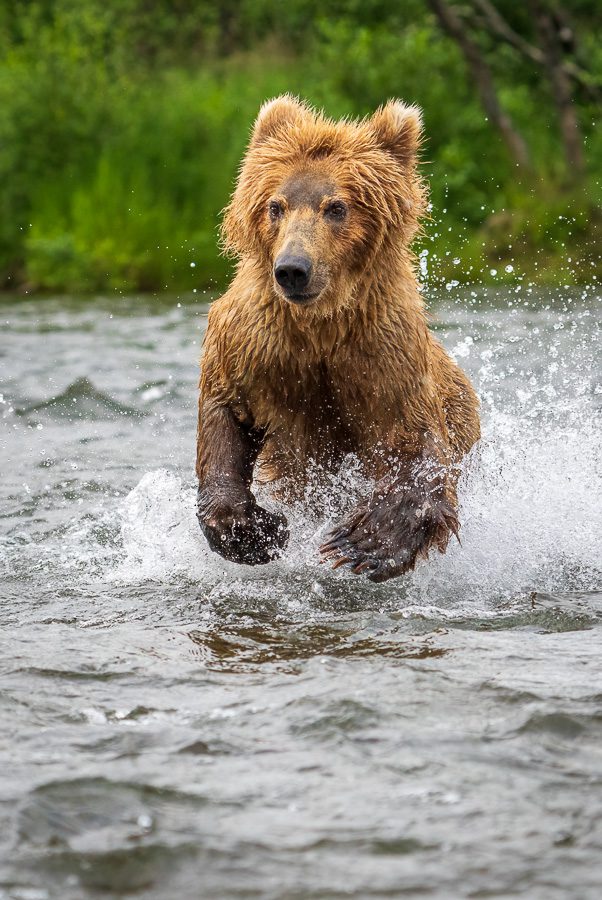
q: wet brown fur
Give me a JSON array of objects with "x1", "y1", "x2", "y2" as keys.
[{"x1": 196, "y1": 96, "x2": 480, "y2": 581}]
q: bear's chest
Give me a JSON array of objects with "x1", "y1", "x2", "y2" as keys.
[
  {"x1": 243, "y1": 338, "x2": 401, "y2": 432},
  {"x1": 251, "y1": 361, "x2": 358, "y2": 491},
  {"x1": 249, "y1": 359, "x2": 354, "y2": 440},
  {"x1": 239, "y1": 342, "x2": 406, "y2": 490}
]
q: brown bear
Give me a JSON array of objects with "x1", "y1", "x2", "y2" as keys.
[{"x1": 196, "y1": 95, "x2": 480, "y2": 582}]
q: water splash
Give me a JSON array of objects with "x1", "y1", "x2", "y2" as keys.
[
  {"x1": 408, "y1": 415, "x2": 601, "y2": 603},
  {"x1": 110, "y1": 401, "x2": 601, "y2": 607}
]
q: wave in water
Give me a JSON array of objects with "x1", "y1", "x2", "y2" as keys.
[{"x1": 16, "y1": 377, "x2": 144, "y2": 421}]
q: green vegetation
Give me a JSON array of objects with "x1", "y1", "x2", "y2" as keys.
[{"x1": 0, "y1": 0, "x2": 600, "y2": 293}]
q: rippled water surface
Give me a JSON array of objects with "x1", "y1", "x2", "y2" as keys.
[{"x1": 1, "y1": 289, "x2": 601, "y2": 899}]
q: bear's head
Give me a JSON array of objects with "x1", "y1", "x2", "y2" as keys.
[{"x1": 222, "y1": 95, "x2": 426, "y2": 314}]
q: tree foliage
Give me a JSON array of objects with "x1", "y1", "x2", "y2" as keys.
[{"x1": 0, "y1": 0, "x2": 600, "y2": 292}]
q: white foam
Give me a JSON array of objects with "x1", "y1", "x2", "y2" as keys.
[
  {"x1": 109, "y1": 468, "x2": 325, "y2": 586},
  {"x1": 407, "y1": 414, "x2": 601, "y2": 603}
]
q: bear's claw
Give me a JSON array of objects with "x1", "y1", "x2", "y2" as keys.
[{"x1": 320, "y1": 488, "x2": 459, "y2": 582}]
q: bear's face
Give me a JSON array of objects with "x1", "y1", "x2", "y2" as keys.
[
  {"x1": 266, "y1": 168, "x2": 358, "y2": 306},
  {"x1": 223, "y1": 96, "x2": 426, "y2": 311}
]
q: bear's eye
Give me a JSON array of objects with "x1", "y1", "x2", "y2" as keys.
[
  {"x1": 325, "y1": 201, "x2": 347, "y2": 221},
  {"x1": 268, "y1": 201, "x2": 283, "y2": 221}
]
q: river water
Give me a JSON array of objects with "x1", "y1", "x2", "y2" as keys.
[{"x1": 0, "y1": 288, "x2": 601, "y2": 899}]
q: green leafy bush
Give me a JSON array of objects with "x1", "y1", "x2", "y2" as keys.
[{"x1": 0, "y1": 0, "x2": 599, "y2": 293}]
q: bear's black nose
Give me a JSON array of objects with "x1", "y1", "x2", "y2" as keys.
[{"x1": 274, "y1": 255, "x2": 312, "y2": 295}]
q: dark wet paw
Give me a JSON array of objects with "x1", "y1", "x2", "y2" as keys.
[
  {"x1": 197, "y1": 492, "x2": 289, "y2": 565},
  {"x1": 320, "y1": 491, "x2": 459, "y2": 583}
]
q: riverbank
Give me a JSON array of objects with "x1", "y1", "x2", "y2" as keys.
[{"x1": 2, "y1": 5, "x2": 600, "y2": 295}]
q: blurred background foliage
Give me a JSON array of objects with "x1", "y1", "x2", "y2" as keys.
[{"x1": 0, "y1": 0, "x2": 600, "y2": 293}]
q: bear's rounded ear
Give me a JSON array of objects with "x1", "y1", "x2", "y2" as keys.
[
  {"x1": 250, "y1": 94, "x2": 310, "y2": 148},
  {"x1": 369, "y1": 100, "x2": 423, "y2": 166}
]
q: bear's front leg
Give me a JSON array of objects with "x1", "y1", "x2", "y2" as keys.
[
  {"x1": 197, "y1": 402, "x2": 288, "y2": 565},
  {"x1": 320, "y1": 455, "x2": 458, "y2": 583}
]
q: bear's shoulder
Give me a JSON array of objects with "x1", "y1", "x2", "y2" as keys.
[{"x1": 203, "y1": 277, "x2": 282, "y2": 384}]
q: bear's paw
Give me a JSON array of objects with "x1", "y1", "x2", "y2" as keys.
[
  {"x1": 197, "y1": 489, "x2": 289, "y2": 566},
  {"x1": 320, "y1": 484, "x2": 458, "y2": 583}
]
